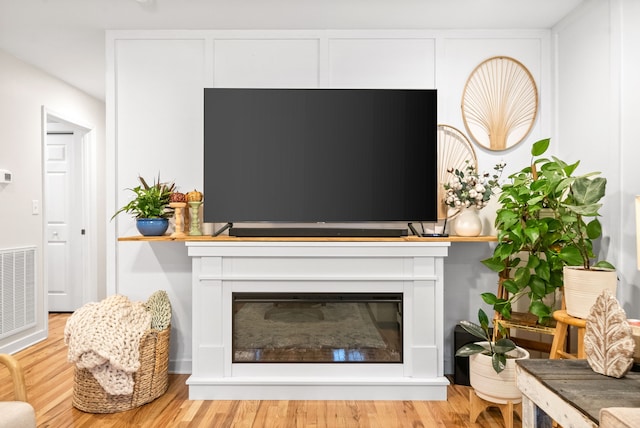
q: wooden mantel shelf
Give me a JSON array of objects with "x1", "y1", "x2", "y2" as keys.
[{"x1": 117, "y1": 235, "x2": 497, "y2": 242}]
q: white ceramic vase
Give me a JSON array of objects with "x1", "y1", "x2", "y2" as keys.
[
  {"x1": 563, "y1": 266, "x2": 618, "y2": 319},
  {"x1": 469, "y1": 341, "x2": 530, "y2": 404},
  {"x1": 453, "y1": 207, "x2": 482, "y2": 237}
]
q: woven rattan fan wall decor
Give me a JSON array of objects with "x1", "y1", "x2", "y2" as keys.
[
  {"x1": 461, "y1": 56, "x2": 538, "y2": 151},
  {"x1": 437, "y1": 124, "x2": 477, "y2": 220}
]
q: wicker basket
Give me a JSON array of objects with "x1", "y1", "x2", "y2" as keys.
[{"x1": 72, "y1": 326, "x2": 170, "y2": 413}]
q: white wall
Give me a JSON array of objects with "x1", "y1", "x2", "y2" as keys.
[
  {"x1": 0, "y1": 49, "x2": 106, "y2": 353},
  {"x1": 619, "y1": 0, "x2": 640, "y2": 315},
  {"x1": 554, "y1": 0, "x2": 640, "y2": 318},
  {"x1": 107, "y1": 29, "x2": 551, "y2": 374}
]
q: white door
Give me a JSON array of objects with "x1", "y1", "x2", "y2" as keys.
[{"x1": 46, "y1": 127, "x2": 84, "y2": 312}]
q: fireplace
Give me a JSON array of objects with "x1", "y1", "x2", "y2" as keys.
[
  {"x1": 232, "y1": 292, "x2": 402, "y2": 363},
  {"x1": 186, "y1": 239, "x2": 449, "y2": 400}
]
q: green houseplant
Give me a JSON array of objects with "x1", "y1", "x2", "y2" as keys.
[
  {"x1": 480, "y1": 138, "x2": 614, "y2": 324},
  {"x1": 112, "y1": 175, "x2": 176, "y2": 236},
  {"x1": 456, "y1": 309, "x2": 518, "y2": 373},
  {"x1": 456, "y1": 309, "x2": 529, "y2": 404},
  {"x1": 555, "y1": 163, "x2": 616, "y2": 319}
]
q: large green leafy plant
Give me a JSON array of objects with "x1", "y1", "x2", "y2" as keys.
[
  {"x1": 480, "y1": 138, "x2": 613, "y2": 325},
  {"x1": 112, "y1": 175, "x2": 176, "y2": 220}
]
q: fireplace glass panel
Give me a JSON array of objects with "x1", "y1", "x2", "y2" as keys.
[{"x1": 232, "y1": 293, "x2": 402, "y2": 363}]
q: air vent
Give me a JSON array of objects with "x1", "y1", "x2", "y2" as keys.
[{"x1": 1, "y1": 247, "x2": 36, "y2": 339}]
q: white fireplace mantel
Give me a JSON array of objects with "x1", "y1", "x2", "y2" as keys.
[{"x1": 186, "y1": 239, "x2": 450, "y2": 400}]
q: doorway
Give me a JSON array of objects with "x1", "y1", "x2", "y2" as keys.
[{"x1": 43, "y1": 108, "x2": 97, "y2": 312}]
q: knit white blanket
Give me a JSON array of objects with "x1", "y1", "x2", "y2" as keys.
[{"x1": 64, "y1": 295, "x2": 152, "y2": 395}]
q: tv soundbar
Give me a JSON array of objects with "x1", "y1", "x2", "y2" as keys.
[{"x1": 228, "y1": 227, "x2": 409, "y2": 238}]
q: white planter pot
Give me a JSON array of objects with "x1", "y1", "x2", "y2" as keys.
[
  {"x1": 469, "y1": 341, "x2": 530, "y2": 404},
  {"x1": 563, "y1": 266, "x2": 618, "y2": 319},
  {"x1": 453, "y1": 207, "x2": 482, "y2": 237}
]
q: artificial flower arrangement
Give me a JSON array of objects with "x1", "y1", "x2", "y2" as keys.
[{"x1": 443, "y1": 160, "x2": 506, "y2": 210}]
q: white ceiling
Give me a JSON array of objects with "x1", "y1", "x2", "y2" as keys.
[{"x1": 0, "y1": 0, "x2": 584, "y2": 101}]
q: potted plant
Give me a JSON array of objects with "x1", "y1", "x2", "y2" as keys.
[
  {"x1": 442, "y1": 160, "x2": 506, "y2": 236},
  {"x1": 456, "y1": 308, "x2": 530, "y2": 404},
  {"x1": 481, "y1": 138, "x2": 615, "y2": 323},
  {"x1": 112, "y1": 175, "x2": 176, "y2": 236},
  {"x1": 481, "y1": 138, "x2": 570, "y2": 324},
  {"x1": 555, "y1": 162, "x2": 616, "y2": 319}
]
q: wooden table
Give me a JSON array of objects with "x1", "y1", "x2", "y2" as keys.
[{"x1": 516, "y1": 359, "x2": 640, "y2": 428}]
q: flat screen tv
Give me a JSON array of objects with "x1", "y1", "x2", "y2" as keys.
[{"x1": 203, "y1": 88, "x2": 438, "y2": 237}]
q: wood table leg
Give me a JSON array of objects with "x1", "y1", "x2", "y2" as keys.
[
  {"x1": 469, "y1": 388, "x2": 521, "y2": 428},
  {"x1": 521, "y1": 394, "x2": 536, "y2": 428}
]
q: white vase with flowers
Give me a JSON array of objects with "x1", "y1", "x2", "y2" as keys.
[{"x1": 443, "y1": 160, "x2": 505, "y2": 236}]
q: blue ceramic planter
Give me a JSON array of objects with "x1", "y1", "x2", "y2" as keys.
[{"x1": 136, "y1": 218, "x2": 169, "y2": 236}]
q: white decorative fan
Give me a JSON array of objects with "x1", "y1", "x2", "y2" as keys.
[
  {"x1": 437, "y1": 124, "x2": 477, "y2": 220},
  {"x1": 462, "y1": 56, "x2": 538, "y2": 151}
]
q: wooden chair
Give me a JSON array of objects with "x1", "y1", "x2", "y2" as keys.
[{"x1": 0, "y1": 354, "x2": 36, "y2": 428}]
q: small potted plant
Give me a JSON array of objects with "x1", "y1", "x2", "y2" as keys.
[
  {"x1": 112, "y1": 175, "x2": 176, "y2": 236},
  {"x1": 456, "y1": 308, "x2": 530, "y2": 404},
  {"x1": 442, "y1": 160, "x2": 505, "y2": 236}
]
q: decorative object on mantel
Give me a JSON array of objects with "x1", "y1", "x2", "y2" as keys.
[
  {"x1": 456, "y1": 308, "x2": 529, "y2": 428},
  {"x1": 169, "y1": 192, "x2": 187, "y2": 238},
  {"x1": 186, "y1": 189, "x2": 203, "y2": 236},
  {"x1": 135, "y1": 218, "x2": 170, "y2": 237},
  {"x1": 453, "y1": 207, "x2": 483, "y2": 237},
  {"x1": 437, "y1": 124, "x2": 477, "y2": 221},
  {"x1": 584, "y1": 290, "x2": 635, "y2": 378},
  {"x1": 111, "y1": 175, "x2": 175, "y2": 236},
  {"x1": 461, "y1": 56, "x2": 538, "y2": 151},
  {"x1": 442, "y1": 159, "x2": 505, "y2": 236}
]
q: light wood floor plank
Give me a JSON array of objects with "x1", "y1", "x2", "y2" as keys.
[{"x1": 0, "y1": 313, "x2": 519, "y2": 427}]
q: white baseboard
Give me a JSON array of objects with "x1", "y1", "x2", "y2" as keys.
[{"x1": 0, "y1": 329, "x2": 47, "y2": 355}]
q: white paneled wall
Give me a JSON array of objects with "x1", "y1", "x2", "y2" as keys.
[
  {"x1": 214, "y1": 39, "x2": 320, "y2": 87},
  {"x1": 107, "y1": 29, "x2": 550, "y2": 374},
  {"x1": 328, "y1": 37, "x2": 436, "y2": 88}
]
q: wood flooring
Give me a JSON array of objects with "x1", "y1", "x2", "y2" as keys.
[{"x1": 0, "y1": 313, "x2": 518, "y2": 427}]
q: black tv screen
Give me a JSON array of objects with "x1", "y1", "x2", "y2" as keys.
[{"x1": 203, "y1": 88, "x2": 437, "y2": 229}]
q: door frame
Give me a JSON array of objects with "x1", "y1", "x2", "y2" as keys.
[{"x1": 41, "y1": 106, "x2": 98, "y2": 311}]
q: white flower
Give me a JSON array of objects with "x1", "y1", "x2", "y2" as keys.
[{"x1": 442, "y1": 160, "x2": 506, "y2": 212}]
